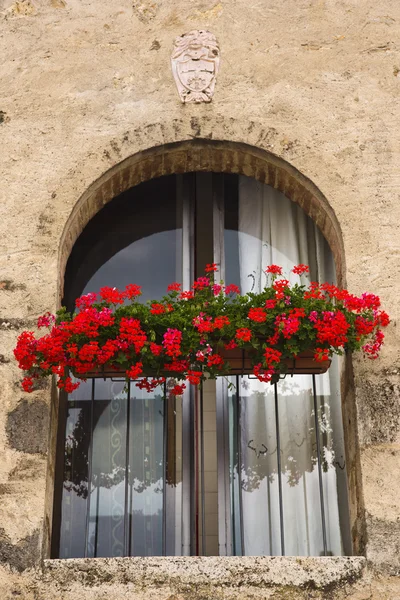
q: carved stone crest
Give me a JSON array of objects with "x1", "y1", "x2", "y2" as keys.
[{"x1": 171, "y1": 30, "x2": 220, "y2": 104}]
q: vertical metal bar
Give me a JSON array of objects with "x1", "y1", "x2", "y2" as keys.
[
  {"x1": 162, "y1": 383, "x2": 168, "y2": 556},
  {"x1": 216, "y1": 378, "x2": 231, "y2": 555},
  {"x1": 181, "y1": 385, "x2": 192, "y2": 555},
  {"x1": 124, "y1": 382, "x2": 131, "y2": 556},
  {"x1": 93, "y1": 487, "x2": 100, "y2": 558},
  {"x1": 84, "y1": 379, "x2": 95, "y2": 558},
  {"x1": 237, "y1": 376, "x2": 245, "y2": 556},
  {"x1": 128, "y1": 382, "x2": 133, "y2": 557},
  {"x1": 274, "y1": 382, "x2": 285, "y2": 556},
  {"x1": 200, "y1": 384, "x2": 206, "y2": 556},
  {"x1": 190, "y1": 385, "x2": 196, "y2": 555},
  {"x1": 312, "y1": 375, "x2": 328, "y2": 556}
]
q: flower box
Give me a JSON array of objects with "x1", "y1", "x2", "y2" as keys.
[
  {"x1": 220, "y1": 347, "x2": 331, "y2": 376},
  {"x1": 73, "y1": 348, "x2": 330, "y2": 381},
  {"x1": 14, "y1": 263, "x2": 389, "y2": 395}
]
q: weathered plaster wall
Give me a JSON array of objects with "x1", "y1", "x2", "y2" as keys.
[{"x1": 0, "y1": 0, "x2": 399, "y2": 597}]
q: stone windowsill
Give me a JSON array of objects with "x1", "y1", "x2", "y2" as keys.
[{"x1": 42, "y1": 556, "x2": 366, "y2": 592}]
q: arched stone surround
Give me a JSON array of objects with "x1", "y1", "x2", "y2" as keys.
[
  {"x1": 51, "y1": 137, "x2": 365, "y2": 562},
  {"x1": 58, "y1": 138, "x2": 346, "y2": 302}
]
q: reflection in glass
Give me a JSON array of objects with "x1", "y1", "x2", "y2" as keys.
[
  {"x1": 59, "y1": 380, "x2": 183, "y2": 558},
  {"x1": 128, "y1": 386, "x2": 164, "y2": 556},
  {"x1": 87, "y1": 381, "x2": 127, "y2": 558},
  {"x1": 227, "y1": 368, "x2": 351, "y2": 556}
]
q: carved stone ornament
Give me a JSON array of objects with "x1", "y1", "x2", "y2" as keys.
[{"x1": 171, "y1": 30, "x2": 220, "y2": 104}]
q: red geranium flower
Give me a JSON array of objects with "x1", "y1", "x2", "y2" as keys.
[
  {"x1": 248, "y1": 307, "x2": 267, "y2": 323},
  {"x1": 266, "y1": 265, "x2": 283, "y2": 275},
  {"x1": 205, "y1": 263, "x2": 218, "y2": 272},
  {"x1": 292, "y1": 264, "x2": 310, "y2": 275},
  {"x1": 167, "y1": 282, "x2": 181, "y2": 292},
  {"x1": 235, "y1": 328, "x2": 252, "y2": 342}
]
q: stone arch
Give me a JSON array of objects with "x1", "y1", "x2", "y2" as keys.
[{"x1": 58, "y1": 139, "x2": 346, "y2": 301}]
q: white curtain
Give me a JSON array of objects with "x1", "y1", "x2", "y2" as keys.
[{"x1": 235, "y1": 176, "x2": 350, "y2": 556}]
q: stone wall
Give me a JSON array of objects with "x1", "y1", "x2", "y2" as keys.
[{"x1": 0, "y1": 0, "x2": 399, "y2": 597}]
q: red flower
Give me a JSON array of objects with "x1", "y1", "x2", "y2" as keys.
[
  {"x1": 273, "y1": 279, "x2": 290, "y2": 291},
  {"x1": 97, "y1": 339, "x2": 118, "y2": 364},
  {"x1": 170, "y1": 383, "x2": 186, "y2": 396},
  {"x1": 292, "y1": 264, "x2": 310, "y2": 275},
  {"x1": 248, "y1": 307, "x2": 267, "y2": 323},
  {"x1": 253, "y1": 363, "x2": 274, "y2": 383},
  {"x1": 179, "y1": 290, "x2": 194, "y2": 300},
  {"x1": 119, "y1": 317, "x2": 147, "y2": 353},
  {"x1": 207, "y1": 354, "x2": 224, "y2": 368},
  {"x1": 162, "y1": 328, "x2": 182, "y2": 358},
  {"x1": 163, "y1": 359, "x2": 189, "y2": 372},
  {"x1": 355, "y1": 316, "x2": 375, "y2": 337},
  {"x1": 205, "y1": 263, "x2": 218, "y2": 272},
  {"x1": 235, "y1": 328, "x2": 252, "y2": 342},
  {"x1": 377, "y1": 311, "x2": 390, "y2": 327},
  {"x1": 314, "y1": 311, "x2": 350, "y2": 348},
  {"x1": 192, "y1": 277, "x2": 210, "y2": 290},
  {"x1": 75, "y1": 293, "x2": 97, "y2": 310},
  {"x1": 136, "y1": 377, "x2": 165, "y2": 392},
  {"x1": 264, "y1": 347, "x2": 282, "y2": 366},
  {"x1": 266, "y1": 265, "x2": 283, "y2": 275},
  {"x1": 99, "y1": 286, "x2": 125, "y2": 304},
  {"x1": 64, "y1": 377, "x2": 80, "y2": 393},
  {"x1": 37, "y1": 312, "x2": 55, "y2": 328},
  {"x1": 149, "y1": 342, "x2": 163, "y2": 356},
  {"x1": 224, "y1": 340, "x2": 237, "y2": 350},
  {"x1": 265, "y1": 299, "x2": 276, "y2": 309},
  {"x1": 212, "y1": 284, "x2": 223, "y2": 296},
  {"x1": 22, "y1": 376, "x2": 34, "y2": 392},
  {"x1": 363, "y1": 330, "x2": 385, "y2": 359},
  {"x1": 14, "y1": 331, "x2": 37, "y2": 371},
  {"x1": 167, "y1": 282, "x2": 181, "y2": 292},
  {"x1": 126, "y1": 362, "x2": 143, "y2": 379},
  {"x1": 186, "y1": 370, "x2": 202, "y2": 385},
  {"x1": 125, "y1": 284, "x2": 142, "y2": 299},
  {"x1": 225, "y1": 284, "x2": 240, "y2": 295},
  {"x1": 304, "y1": 282, "x2": 324, "y2": 300},
  {"x1": 150, "y1": 303, "x2": 166, "y2": 315},
  {"x1": 214, "y1": 315, "x2": 230, "y2": 329},
  {"x1": 314, "y1": 348, "x2": 330, "y2": 362},
  {"x1": 193, "y1": 314, "x2": 215, "y2": 333}
]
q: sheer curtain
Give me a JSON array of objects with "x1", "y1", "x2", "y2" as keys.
[{"x1": 235, "y1": 176, "x2": 351, "y2": 556}]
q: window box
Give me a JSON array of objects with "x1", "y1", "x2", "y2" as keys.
[{"x1": 75, "y1": 348, "x2": 331, "y2": 380}]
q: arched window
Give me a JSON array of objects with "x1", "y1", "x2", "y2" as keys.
[{"x1": 52, "y1": 173, "x2": 352, "y2": 559}]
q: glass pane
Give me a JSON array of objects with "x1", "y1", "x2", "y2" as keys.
[
  {"x1": 165, "y1": 391, "x2": 183, "y2": 555},
  {"x1": 65, "y1": 175, "x2": 183, "y2": 307},
  {"x1": 128, "y1": 384, "x2": 164, "y2": 556},
  {"x1": 277, "y1": 375, "x2": 325, "y2": 556},
  {"x1": 228, "y1": 376, "x2": 281, "y2": 556},
  {"x1": 314, "y1": 359, "x2": 352, "y2": 556},
  {"x1": 227, "y1": 368, "x2": 351, "y2": 556},
  {"x1": 82, "y1": 229, "x2": 182, "y2": 303},
  {"x1": 59, "y1": 379, "x2": 93, "y2": 558},
  {"x1": 223, "y1": 177, "x2": 350, "y2": 556},
  {"x1": 224, "y1": 174, "x2": 335, "y2": 292},
  {"x1": 88, "y1": 380, "x2": 128, "y2": 558}
]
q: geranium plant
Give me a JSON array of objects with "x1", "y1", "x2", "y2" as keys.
[{"x1": 14, "y1": 264, "x2": 389, "y2": 395}]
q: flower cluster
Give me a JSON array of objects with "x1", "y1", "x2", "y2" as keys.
[{"x1": 14, "y1": 264, "x2": 389, "y2": 395}]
